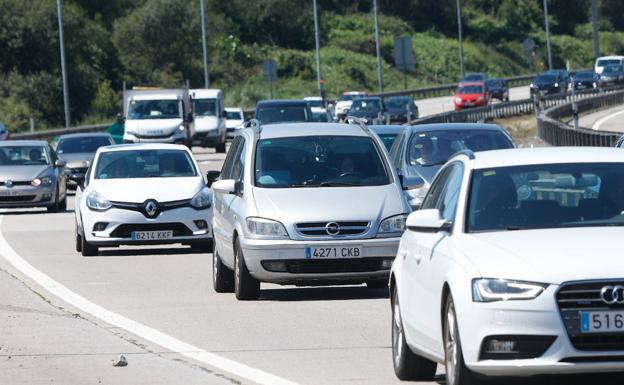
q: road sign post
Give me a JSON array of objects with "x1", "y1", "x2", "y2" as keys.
[
  {"x1": 263, "y1": 60, "x2": 278, "y2": 99},
  {"x1": 394, "y1": 36, "x2": 414, "y2": 90}
]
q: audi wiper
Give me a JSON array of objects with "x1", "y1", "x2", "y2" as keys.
[{"x1": 319, "y1": 181, "x2": 359, "y2": 187}]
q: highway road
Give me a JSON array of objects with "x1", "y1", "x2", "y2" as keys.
[
  {"x1": 577, "y1": 105, "x2": 624, "y2": 132},
  {"x1": 2, "y1": 145, "x2": 624, "y2": 385}
]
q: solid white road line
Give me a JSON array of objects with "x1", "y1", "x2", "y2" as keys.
[
  {"x1": 0, "y1": 215, "x2": 297, "y2": 385},
  {"x1": 591, "y1": 108, "x2": 624, "y2": 131}
]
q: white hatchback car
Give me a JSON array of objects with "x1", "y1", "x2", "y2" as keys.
[
  {"x1": 72, "y1": 143, "x2": 213, "y2": 256},
  {"x1": 210, "y1": 121, "x2": 416, "y2": 300},
  {"x1": 391, "y1": 147, "x2": 624, "y2": 384}
]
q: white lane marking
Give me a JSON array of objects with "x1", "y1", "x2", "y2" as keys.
[
  {"x1": 592, "y1": 108, "x2": 624, "y2": 131},
  {"x1": 0, "y1": 215, "x2": 297, "y2": 385}
]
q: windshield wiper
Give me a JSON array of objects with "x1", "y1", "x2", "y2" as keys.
[{"x1": 319, "y1": 181, "x2": 358, "y2": 187}]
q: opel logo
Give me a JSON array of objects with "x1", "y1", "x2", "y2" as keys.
[
  {"x1": 144, "y1": 200, "x2": 159, "y2": 218},
  {"x1": 600, "y1": 285, "x2": 624, "y2": 305},
  {"x1": 5, "y1": 180, "x2": 13, "y2": 188},
  {"x1": 325, "y1": 222, "x2": 341, "y2": 236}
]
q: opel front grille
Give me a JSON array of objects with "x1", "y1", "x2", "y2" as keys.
[{"x1": 295, "y1": 221, "x2": 370, "y2": 238}]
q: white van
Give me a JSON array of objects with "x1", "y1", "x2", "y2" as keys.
[
  {"x1": 595, "y1": 56, "x2": 624, "y2": 75},
  {"x1": 190, "y1": 89, "x2": 227, "y2": 153}
]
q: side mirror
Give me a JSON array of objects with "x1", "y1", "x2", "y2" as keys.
[
  {"x1": 55, "y1": 159, "x2": 67, "y2": 168},
  {"x1": 116, "y1": 112, "x2": 125, "y2": 123},
  {"x1": 69, "y1": 173, "x2": 85, "y2": 188},
  {"x1": 406, "y1": 209, "x2": 452, "y2": 232},
  {"x1": 400, "y1": 175, "x2": 425, "y2": 191},
  {"x1": 206, "y1": 170, "x2": 221, "y2": 187},
  {"x1": 222, "y1": 110, "x2": 227, "y2": 118},
  {"x1": 212, "y1": 179, "x2": 237, "y2": 195}
]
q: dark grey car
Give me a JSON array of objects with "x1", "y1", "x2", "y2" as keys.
[
  {"x1": 0, "y1": 140, "x2": 68, "y2": 212},
  {"x1": 388, "y1": 123, "x2": 515, "y2": 209},
  {"x1": 56, "y1": 133, "x2": 115, "y2": 189}
]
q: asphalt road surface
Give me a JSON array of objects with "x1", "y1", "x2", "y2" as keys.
[
  {"x1": 577, "y1": 105, "x2": 624, "y2": 133},
  {"x1": 2, "y1": 139, "x2": 624, "y2": 385}
]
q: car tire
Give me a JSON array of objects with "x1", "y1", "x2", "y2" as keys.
[
  {"x1": 216, "y1": 140, "x2": 226, "y2": 154},
  {"x1": 444, "y1": 294, "x2": 481, "y2": 385},
  {"x1": 47, "y1": 188, "x2": 60, "y2": 213},
  {"x1": 58, "y1": 194, "x2": 67, "y2": 211},
  {"x1": 366, "y1": 278, "x2": 388, "y2": 289},
  {"x1": 234, "y1": 239, "x2": 260, "y2": 300},
  {"x1": 75, "y1": 224, "x2": 82, "y2": 253},
  {"x1": 191, "y1": 239, "x2": 213, "y2": 253},
  {"x1": 213, "y1": 247, "x2": 234, "y2": 293},
  {"x1": 391, "y1": 286, "x2": 437, "y2": 381},
  {"x1": 81, "y1": 232, "x2": 98, "y2": 257}
]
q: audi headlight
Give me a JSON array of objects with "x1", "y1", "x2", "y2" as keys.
[
  {"x1": 31, "y1": 176, "x2": 52, "y2": 187},
  {"x1": 246, "y1": 217, "x2": 288, "y2": 239},
  {"x1": 378, "y1": 214, "x2": 407, "y2": 236},
  {"x1": 472, "y1": 279, "x2": 548, "y2": 302},
  {"x1": 190, "y1": 187, "x2": 212, "y2": 209},
  {"x1": 86, "y1": 191, "x2": 112, "y2": 211}
]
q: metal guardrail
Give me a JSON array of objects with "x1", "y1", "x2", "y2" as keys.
[
  {"x1": 11, "y1": 123, "x2": 111, "y2": 141},
  {"x1": 537, "y1": 90, "x2": 624, "y2": 147}
]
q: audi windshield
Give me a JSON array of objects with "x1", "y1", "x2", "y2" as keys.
[{"x1": 467, "y1": 163, "x2": 624, "y2": 232}]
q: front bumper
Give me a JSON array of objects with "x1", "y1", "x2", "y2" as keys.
[
  {"x1": 0, "y1": 185, "x2": 55, "y2": 208},
  {"x1": 123, "y1": 130, "x2": 187, "y2": 144},
  {"x1": 82, "y1": 205, "x2": 213, "y2": 246},
  {"x1": 462, "y1": 286, "x2": 624, "y2": 376},
  {"x1": 239, "y1": 236, "x2": 400, "y2": 284},
  {"x1": 454, "y1": 100, "x2": 487, "y2": 109}
]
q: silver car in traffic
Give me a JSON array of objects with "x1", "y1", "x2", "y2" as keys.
[
  {"x1": 210, "y1": 121, "x2": 416, "y2": 300},
  {"x1": 0, "y1": 140, "x2": 68, "y2": 212},
  {"x1": 56, "y1": 132, "x2": 115, "y2": 190}
]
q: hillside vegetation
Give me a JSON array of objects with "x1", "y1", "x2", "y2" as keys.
[{"x1": 1, "y1": 0, "x2": 624, "y2": 131}]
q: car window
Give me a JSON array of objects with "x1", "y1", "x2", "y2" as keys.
[
  {"x1": 194, "y1": 99, "x2": 217, "y2": 117},
  {"x1": 230, "y1": 138, "x2": 246, "y2": 181},
  {"x1": 457, "y1": 85, "x2": 484, "y2": 94},
  {"x1": 226, "y1": 110, "x2": 243, "y2": 120},
  {"x1": 256, "y1": 106, "x2": 310, "y2": 124},
  {"x1": 389, "y1": 131, "x2": 406, "y2": 169},
  {"x1": 438, "y1": 163, "x2": 464, "y2": 221},
  {"x1": 128, "y1": 99, "x2": 182, "y2": 120},
  {"x1": 0, "y1": 145, "x2": 50, "y2": 166},
  {"x1": 57, "y1": 136, "x2": 113, "y2": 154},
  {"x1": 421, "y1": 166, "x2": 454, "y2": 210},
  {"x1": 95, "y1": 149, "x2": 197, "y2": 179},
  {"x1": 221, "y1": 136, "x2": 243, "y2": 179},
  {"x1": 254, "y1": 135, "x2": 390, "y2": 188}
]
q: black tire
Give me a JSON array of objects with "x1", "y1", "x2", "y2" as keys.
[
  {"x1": 75, "y1": 224, "x2": 82, "y2": 253},
  {"x1": 47, "y1": 188, "x2": 60, "y2": 213},
  {"x1": 213, "y1": 247, "x2": 234, "y2": 293},
  {"x1": 392, "y1": 287, "x2": 437, "y2": 381},
  {"x1": 366, "y1": 278, "x2": 388, "y2": 289},
  {"x1": 216, "y1": 140, "x2": 226, "y2": 153},
  {"x1": 191, "y1": 239, "x2": 214, "y2": 253},
  {"x1": 81, "y1": 232, "x2": 98, "y2": 257},
  {"x1": 444, "y1": 294, "x2": 481, "y2": 385},
  {"x1": 58, "y1": 195, "x2": 67, "y2": 211},
  {"x1": 234, "y1": 240, "x2": 260, "y2": 300}
]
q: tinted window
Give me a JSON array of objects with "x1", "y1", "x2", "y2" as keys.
[
  {"x1": 575, "y1": 72, "x2": 596, "y2": 79},
  {"x1": 350, "y1": 99, "x2": 381, "y2": 112},
  {"x1": 457, "y1": 85, "x2": 484, "y2": 94},
  {"x1": 467, "y1": 163, "x2": 624, "y2": 232},
  {"x1": 57, "y1": 136, "x2": 112, "y2": 154},
  {"x1": 421, "y1": 166, "x2": 454, "y2": 210},
  {"x1": 230, "y1": 139, "x2": 246, "y2": 181},
  {"x1": 306, "y1": 99, "x2": 323, "y2": 108},
  {"x1": 439, "y1": 164, "x2": 463, "y2": 221},
  {"x1": 0, "y1": 146, "x2": 49, "y2": 165},
  {"x1": 407, "y1": 129, "x2": 513, "y2": 167},
  {"x1": 387, "y1": 98, "x2": 412, "y2": 109},
  {"x1": 95, "y1": 150, "x2": 196, "y2": 179},
  {"x1": 128, "y1": 100, "x2": 181, "y2": 120},
  {"x1": 535, "y1": 74, "x2": 557, "y2": 83},
  {"x1": 254, "y1": 136, "x2": 390, "y2": 188},
  {"x1": 598, "y1": 59, "x2": 622, "y2": 66},
  {"x1": 226, "y1": 110, "x2": 243, "y2": 120},
  {"x1": 194, "y1": 99, "x2": 217, "y2": 116},
  {"x1": 256, "y1": 105, "x2": 310, "y2": 124}
]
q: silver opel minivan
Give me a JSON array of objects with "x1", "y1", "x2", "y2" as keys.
[{"x1": 209, "y1": 121, "x2": 417, "y2": 300}]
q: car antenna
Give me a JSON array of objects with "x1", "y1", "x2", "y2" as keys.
[{"x1": 345, "y1": 116, "x2": 371, "y2": 135}]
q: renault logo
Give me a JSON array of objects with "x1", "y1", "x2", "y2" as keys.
[
  {"x1": 600, "y1": 285, "x2": 624, "y2": 305},
  {"x1": 5, "y1": 180, "x2": 13, "y2": 188},
  {"x1": 325, "y1": 222, "x2": 341, "y2": 236},
  {"x1": 144, "y1": 200, "x2": 159, "y2": 218}
]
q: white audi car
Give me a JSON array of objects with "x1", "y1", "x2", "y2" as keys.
[
  {"x1": 72, "y1": 143, "x2": 213, "y2": 256},
  {"x1": 390, "y1": 147, "x2": 624, "y2": 384}
]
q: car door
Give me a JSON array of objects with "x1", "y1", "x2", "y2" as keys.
[{"x1": 401, "y1": 162, "x2": 464, "y2": 354}]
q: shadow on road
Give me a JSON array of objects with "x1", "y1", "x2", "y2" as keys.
[
  {"x1": 260, "y1": 286, "x2": 389, "y2": 302},
  {"x1": 97, "y1": 246, "x2": 204, "y2": 257},
  {"x1": 431, "y1": 372, "x2": 624, "y2": 385}
]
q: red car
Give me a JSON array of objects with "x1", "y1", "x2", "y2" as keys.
[{"x1": 454, "y1": 81, "x2": 490, "y2": 110}]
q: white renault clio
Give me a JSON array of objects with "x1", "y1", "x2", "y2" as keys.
[
  {"x1": 210, "y1": 121, "x2": 416, "y2": 300},
  {"x1": 72, "y1": 143, "x2": 213, "y2": 256},
  {"x1": 391, "y1": 147, "x2": 624, "y2": 384}
]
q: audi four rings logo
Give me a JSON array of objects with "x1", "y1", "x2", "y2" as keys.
[
  {"x1": 600, "y1": 285, "x2": 624, "y2": 305},
  {"x1": 325, "y1": 222, "x2": 341, "y2": 236},
  {"x1": 144, "y1": 200, "x2": 159, "y2": 217}
]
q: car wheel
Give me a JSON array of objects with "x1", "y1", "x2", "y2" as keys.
[
  {"x1": 81, "y1": 232, "x2": 99, "y2": 257},
  {"x1": 392, "y1": 286, "x2": 437, "y2": 381},
  {"x1": 366, "y1": 278, "x2": 388, "y2": 289},
  {"x1": 58, "y1": 195, "x2": 67, "y2": 211},
  {"x1": 75, "y1": 223, "x2": 82, "y2": 253},
  {"x1": 216, "y1": 140, "x2": 226, "y2": 153},
  {"x1": 234, "y1": 239, "x2": 260, "y2": 300},
  {"x1": 47, "y1": 188, "x2": 60, "y2": 213},
  {"x1": 444, "y1": 294, "x2": 480, "y2": 385},
  {"x1": 213, "y1": 247, "x2": 234, "y2": 293}
]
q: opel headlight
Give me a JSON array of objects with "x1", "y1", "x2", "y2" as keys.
[
  {"x1": 378, "y1": 214, "x2": 407, "y2": 236},
  {"x1": 86, "y1": 191, "x2": 112, "y2": 211},
  {"x1": 31, "y1": 176, "x2": 52, "y2": 187},
  {"x1": 472, "y1": 278, "x2": 548, "y2": 302},
  {"x1": 190, "y1": 187, "x2": 212, "y2": 209},
  {"x1": 246, "y1": 217, "x2": 288, "y2": 239}
]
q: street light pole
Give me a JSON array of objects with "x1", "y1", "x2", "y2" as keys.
[
  {"x1": 543, "y1": 0, "x2": 553, "y2": 70},
  {"x1": 56, "y1": 0, "x2": 70, "y2": 127},
  {"x1": 456, "y1": 0, "x2": 465, "y2": 79},
  {"x1": 200, "y1": 0, "x2": 209, "y2": 88},
  {"x1": 591, "y1": 0, "x2": 600, "y2": 59},
  {"x1": 373, "y1": 0, "x2": 383, "y2": 94},
  {"x1": 312, "y1": 0, "x2": 323, "y2": 99}
]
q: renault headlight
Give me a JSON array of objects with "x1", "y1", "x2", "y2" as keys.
[
  {"x1": 190, "y1": 187, "x2": 212, "y2": 209},
  {"x1": 86, "y1": 191, "x2": 112, "y2": 211},
  {"x1": 378, "y1": 214, "x2": 407, "y2": 236},
  {"x1": 472, "y1": 279, "x2": 548, "y2": 302},
  {"x1": 246, "y1": 217, "x2": 288, "y2": 239},
  {"x1": 31, "y1": 176, "x2": 52, "y2": 187}
]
